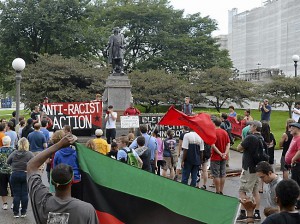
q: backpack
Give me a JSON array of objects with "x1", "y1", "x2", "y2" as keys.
[
  {"x1": 0, "y1": 147, "x2": 13, "y2": 174},
  {"x1": 121, "y1": 148, "x2": 139, "y2": 168},
  {"x1": 222, "y1": 120, "x2": 235, "y2": 145},
  {"x1": 203, "y1": 143, "x2": 211, "y2": 161},
  {"x1": 252, "y1": 135, "x2": 270, "y2": 165}
]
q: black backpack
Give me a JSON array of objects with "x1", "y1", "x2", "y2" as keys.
[
  {"x1": 203, "y1": 143, "x2": 211, "y2": 161},
  {"x1": 252, "y1": 134, "x2": 269, "y2": 165},
  {"x1": 222, "y1": 120, "x2": 235, "y2": 145}
]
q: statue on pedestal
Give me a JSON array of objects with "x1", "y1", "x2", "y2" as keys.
[{"x1": 106, "y1": 27, "x2": 125, "y2": 75}]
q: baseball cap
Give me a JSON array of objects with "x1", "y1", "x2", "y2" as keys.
[
  {"x1": 289, "y1": 122, "x2": 300, "y2": 129},
  {"x1": 95, "y1": 129, "x2": 103, "y2": 136},
  {"x1": 248, "y1": 120, "x2": 262, "y2": 128}
]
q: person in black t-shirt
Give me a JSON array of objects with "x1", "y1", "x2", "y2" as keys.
[
  {"x1": 236, "y1": 120, "x2": 263, "y2": 222},
  {"x1": 241, "y1": 179, "x2": 300, "y2": 224}
]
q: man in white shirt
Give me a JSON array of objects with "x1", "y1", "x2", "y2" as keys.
[
  {"x1": 181, "y1": 130, "x2": 204, "y2": 187},
  {"x1": 105, "y1": 105, "x2": 117, "y2": 144},
  {"x1": 292, "y1": 102, "x2": 300, "y2": 123}
]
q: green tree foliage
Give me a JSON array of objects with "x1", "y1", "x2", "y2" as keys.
[
  {"x1": 190, "y1": 67, "x2": 254, "y2": 112},
  {"x1": 22, "y1": 54, "x2": 108, "y2": 109},
  {"x1": 129, "y1": 69, "x2": 189, "y2": 112},
  {"x1": 0, "y1": 0, "x2": 101, "y2": 92},
  {"x1": 94, "y1": 0, "x2": 232, "y2": 72},
  {"x1": 259, "y1": 75, "x2": 300, "y2": 117}
]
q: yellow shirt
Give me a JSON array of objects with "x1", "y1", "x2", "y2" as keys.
[{"x1": 93, "y1": 138, "x2": 110, "y2": 155}]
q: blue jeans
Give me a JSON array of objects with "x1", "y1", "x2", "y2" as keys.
[
  {"x1": 10, "y1": 171, "x2": 28, "y2": 215},
  {"x1": 181, "y1": 162, "x2": 199, "y2": 187}
]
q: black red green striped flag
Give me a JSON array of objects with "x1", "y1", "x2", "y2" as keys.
[{"x1": 76, "y1": 143, "x2": 239, "y2": 224}]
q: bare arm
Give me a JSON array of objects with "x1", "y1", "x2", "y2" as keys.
[
  {"x1": 279, "y1": 133, "x2": 287, "y2": 149},
  {"x1": 27, "y1": 135, "x2": 76, "y2": 175},
  {"x1": 211, "y1": 144, "x2": 222, "y2": 156},
  {"x1": 178, "y1": 139, "x2": 183, "y2": 156},
  {"x1": 111, "y1": 112, "x2": 117, "y2": 121},
  {"x1": 237, "y1": 143, "x2": 245, "y2": 152},
  {"x1": 291, "y1": 150, "x2": 300, "y2": 164}
]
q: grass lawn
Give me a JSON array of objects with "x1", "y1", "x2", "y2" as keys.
[
  {"x1": 0, "y1": 109, "x2": 30, "y2": 120},
  {"x1": 194, "y1": 107, "x2": 290, "y2": 150}
]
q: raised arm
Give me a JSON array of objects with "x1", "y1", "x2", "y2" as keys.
[{"x1": 27, "y1": 134, "x2": 76, "y2": 175}]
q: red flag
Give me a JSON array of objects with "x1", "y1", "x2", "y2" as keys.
[{"x1": 158, "y1": 106, "x2": 216, "y2": 145}]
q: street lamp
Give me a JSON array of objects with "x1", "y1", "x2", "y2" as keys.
[
  {"x1": 12, "y1": 58, "x2": 26, "y2": 123},
  {"x1": 292, "y1": 54, "x2": 299, "y2": 77}
]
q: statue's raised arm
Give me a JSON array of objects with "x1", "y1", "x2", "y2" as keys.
[{"x1": 106, "y1": 27, "x2": 125, "y2": 75}]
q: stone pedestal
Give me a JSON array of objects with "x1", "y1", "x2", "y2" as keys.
[{"x1": 102, "y1": 74, "x2": 132, "y2": 114}]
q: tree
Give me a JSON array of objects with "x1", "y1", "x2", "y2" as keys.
[
  {"x1": 128, "y1": 69, "x2": 189, "y2": 112},
  {"x1": 190, "y1": 67, "x2": 254, "y2": 112},
  {"x1": 94, "y1": 0, "x2": 232, "y2": 72},
  {"x1": 259, "y1": 75, "x2": 300, "y2": 117},
  {"x1": 22, "y1": 54, "x2": 108, "y2": 109},
  {"x1": 0, "y1": 0, "x2": 102, "y2": 92}
]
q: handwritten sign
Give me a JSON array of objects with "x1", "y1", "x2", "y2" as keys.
[{"x1": 120, "y1": 116, "x2": 140, "y2": 128}]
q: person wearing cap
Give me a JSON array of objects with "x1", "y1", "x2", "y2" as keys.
[
  {"x1": 259, "y1": 99, "x2": 271, "y2": 123},
  {"x1": 236, "y1": 120, "x2": 264, "y2": 221},
  {"x1": 27, "y1": 134, "x2": 98, "y2": 224},
  {"x1": 93, "y1": 129, "x2": 110, "y2": 155},
  {"x1": 285, "y1": 122, "x2": 300, "y2": 208},
  {"x1": 105, "y1": 105, "x2": 117, "y2": 144}
]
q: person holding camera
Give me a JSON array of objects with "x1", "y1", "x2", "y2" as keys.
[
  {"x1": 259, "y1": 99, "x2": 271, "y2": 123},
  {"x1": 105, "y1": 105, "x2": 117, "y2": 144}
]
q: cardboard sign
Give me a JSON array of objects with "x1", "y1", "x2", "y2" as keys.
[
  {"x1": 120, "y1": 116, "x2": 140, "y2": 128},
  {"x1": 42, "y1": 101, "x2": 102, "y2": 130}
]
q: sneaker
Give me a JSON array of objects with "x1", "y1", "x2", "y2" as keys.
[
  {"x1": 14, "y1": 214, "x2": 19, "y2": 218},
  {"x1": 21, "y1": 213, "x2": 27, "y2": 218},
  {"x1": 2, "y1": 203, "x2": 8, "y2": 210},
  {"x1": 254, "y1": 211, "x2": 261, "y2": 221},
  {"x1": 11, "y1": 203, "x2": 13, "y2": 209},
  {"x1": 200, "y1": 185, "x2": 206, "y2": 190},
  {"x1": 236, "y1": 213, "x2": 247, "y2": 222}
]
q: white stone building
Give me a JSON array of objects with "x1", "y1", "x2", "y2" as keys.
[{"x1": 228, "y1": 0, "x2": 300, "y2": 77}]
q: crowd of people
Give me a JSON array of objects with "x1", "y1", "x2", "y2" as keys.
[{"x1": 0, "y1": 95, "x2": 300, "y2": 224}]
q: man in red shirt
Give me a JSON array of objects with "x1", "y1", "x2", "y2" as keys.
[
  {"x1": 285, "y1": 122, "x2": 300, "y2": 208},
  {"x1": 210, "y1": 118, "x2": 230, "y2": 194},
  {"x1": 123, "y1": 103, "x2": 141, "y2": 116}
]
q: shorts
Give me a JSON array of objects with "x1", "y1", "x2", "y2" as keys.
[
  {"x1": 0, "y1": 173, "x2": 11, "y2": 196},
  {"x1": 210, "y1": 160, "x2": 226, "y2": 178},
  {"x1": 239, "y1": 169, "x2": 259, "y2": 193},
  {"x1": 280, "y1": 156, "x2": 288, "y2": 171},
  {"x1": 162, "y1": 157, "x2": 173, "y2": 171},
  {"x1": 176, "y1": 153, "x2": 183, "y2": 170}
]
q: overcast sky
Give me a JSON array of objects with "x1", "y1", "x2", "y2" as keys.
[{"x1": 169, "y1": 0, "x2": 263, "y2": 36}]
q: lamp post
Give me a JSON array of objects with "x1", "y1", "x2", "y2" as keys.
[
  {"x1": 292, "y1": 54, "x2": 299, "y2": 77},
  {"x1": 12, "y1": 58, "x2": 26, "y2": 124}
]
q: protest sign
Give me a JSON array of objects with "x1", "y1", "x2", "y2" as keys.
[
  {"x1": 120, "y1": 116, "x2": 139, "y2": 128},
  {"x1": 42, "y1": 101, "x2": 102, "y2": 130}
]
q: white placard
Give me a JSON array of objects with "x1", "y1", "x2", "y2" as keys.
[{"x1": 120, "y1": 116, "x2": 140, "y2": 128}]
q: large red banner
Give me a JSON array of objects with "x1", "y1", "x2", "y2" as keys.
[
  {"x1": 41, "y1": 101, "x2": 102, "y2": 130},
  {"x1": 227, "y1": 117, "x2": 246, "y2": 137}
]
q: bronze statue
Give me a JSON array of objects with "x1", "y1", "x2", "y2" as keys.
[{"x1": 106, "y1": 27, "x2": 125, "y2": 75}]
